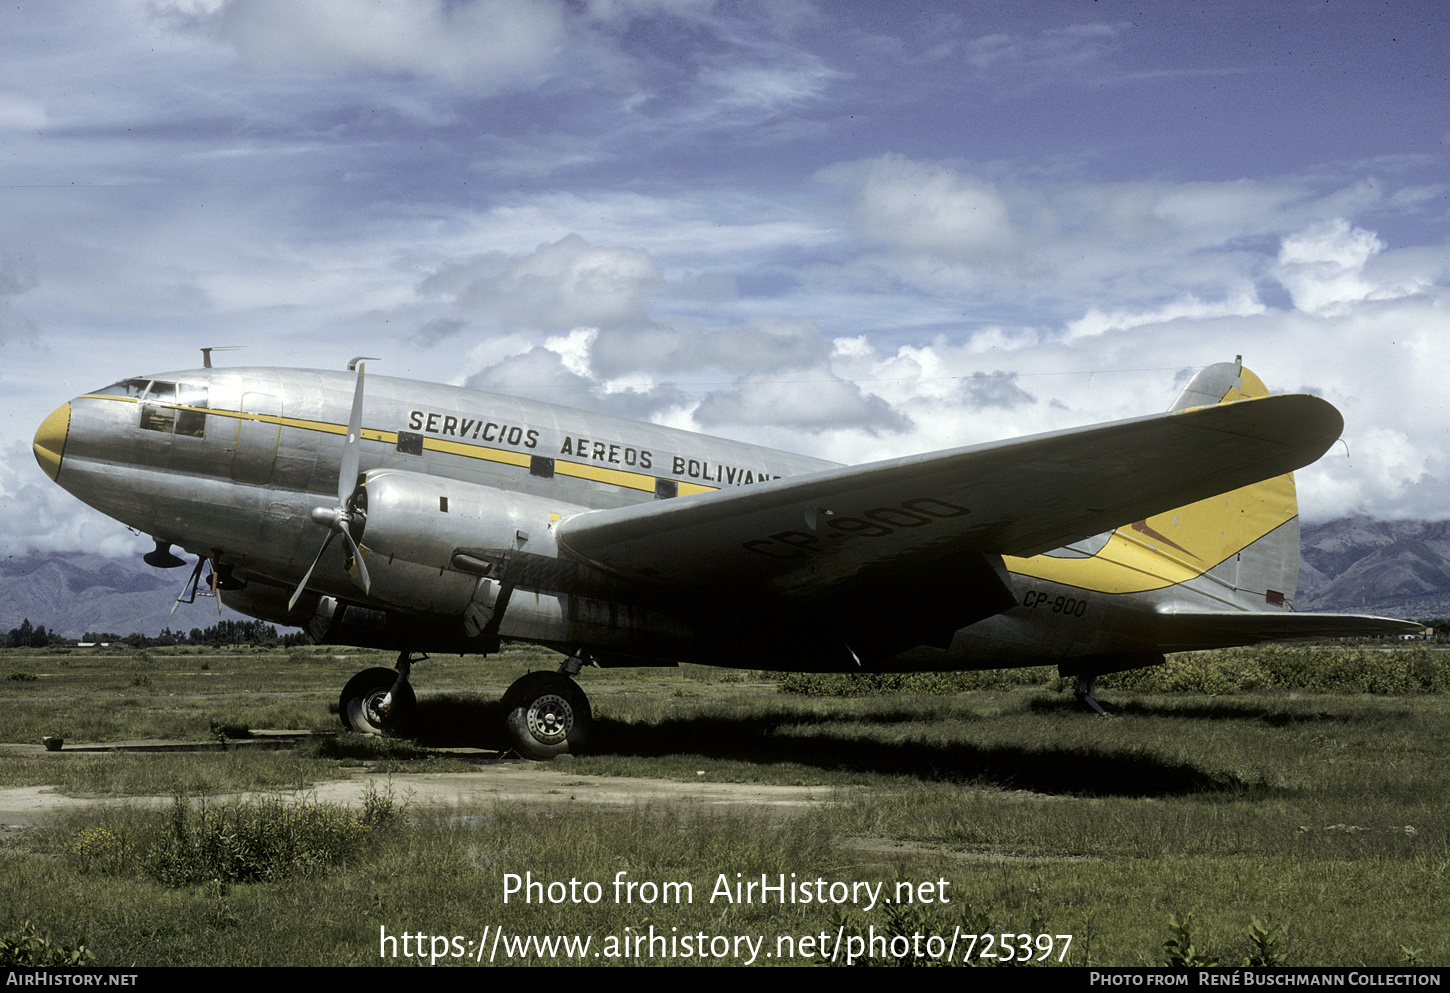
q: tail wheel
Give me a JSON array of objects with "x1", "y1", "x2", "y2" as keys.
[
  {"x1": 339, "y1": 666, "x2": 415, "y2": 736},
  {"x1": 503, "y1": 671, "x2": 590, "y2": 760}
]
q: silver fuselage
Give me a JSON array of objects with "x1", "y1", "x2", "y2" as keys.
[{"x1": 34, "y1": 365, "x2": 1317, "y2": 672}]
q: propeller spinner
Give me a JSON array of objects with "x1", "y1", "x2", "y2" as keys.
[{"x1": 288, "y1": 359, "x2": 378, "y2": 611}]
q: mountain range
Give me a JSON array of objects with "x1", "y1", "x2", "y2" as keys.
[
  {"x1": 0, "y1": 551, "x2": 247, "y2": 639},
  {"x1": 4, "y1": 516, "x2": 1449, "y2": 639},
  {"x1": 1298, "y1": 517, "x2": 1450, "y2": 619}
]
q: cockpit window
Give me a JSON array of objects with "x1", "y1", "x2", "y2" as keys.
[
  {"x1": 92, "y1": 378, "x2": 151, "y2": 398},
  {"x1": 135, "y1": 380, "x2": 208, "y2": 437},
  {"x1": 143, "y1": 382, "x2": 176, "y2": 403}
]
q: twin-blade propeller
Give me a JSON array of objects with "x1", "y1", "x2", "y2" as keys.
[{"x1": 287, "y1": 359, "x2": 377, "y2": 611}]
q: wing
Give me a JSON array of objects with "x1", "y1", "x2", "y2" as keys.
[{"x1": 554, "y1": 392, "x2": 1343, "y2": 597}]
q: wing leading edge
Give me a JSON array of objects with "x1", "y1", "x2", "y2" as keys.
[{"x1": 554, "y1": 392, "x2": 1344, "y2": 597}]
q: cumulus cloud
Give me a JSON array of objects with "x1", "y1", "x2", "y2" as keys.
[
  {"x1": 831, "y1": 154, "x2": 1015, "y2": 262},
  {"x1": 590, "y1": 319, "x2": 830, "y2": 379},
  {"x1": 816, "y1": 154, "x2": 1338, "y2": 326},
  {"x1": 1275, "y1": 219, "x2": 1384, "y2": 315},
  {"x1": 420, "y1": 234, "x2": 663, "y2": 333},
  {"x1": 0, "y1": 443, "x2": 148, "y2": 558},
  {"x1": 1297, "y1": 426, "x2": 1434, "y2": 523},
  {"x1": 1066, "y1": 290, "x2": 1266, "y2": 338},
  {"x1": 462, "y1": 343, "x2": 689, "y2": 420},
  {"x1": 694, "y1": 373, "x2": 912, "y2": 436},
  {"x1": 961, "y1": 371, "x2": 1035, "y2": 409},
  {"x1": 3, "y1": 6, "x2": 1448, "y2": 539}
]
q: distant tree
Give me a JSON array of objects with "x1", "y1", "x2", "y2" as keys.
[
  {"x1": 189, "y1": 619, "x2": 282, "y2": 648},
  {"x1": 1417, "y1": 618, "x2": 1450, "y2": 641},
  {"x1": 6, "y1": 620, "x2": 32, "y2": 648},
  {"x1": 6, "y1": 619, "x2": 51, "y2": 648}
]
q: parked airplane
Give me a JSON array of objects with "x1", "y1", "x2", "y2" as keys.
[{"x1": 32, "y1": 356, "x2": 1418, "y2": 757}]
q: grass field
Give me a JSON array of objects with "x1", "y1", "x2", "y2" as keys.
[{"x1": 1, "y1": 643, "x2": 1446, "y2": 967}]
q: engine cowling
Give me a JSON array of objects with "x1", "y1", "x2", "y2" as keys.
[
  {"x1": 354, "y1": 469, "x2": 575, "y2": 616},
  {"x1": 264, "y1": 469, "x2": 697, "y2": 657}
]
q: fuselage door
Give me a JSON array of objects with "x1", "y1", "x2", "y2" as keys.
[{"x1": 232, "y1": 392, "x2": 282, "y2": 484}]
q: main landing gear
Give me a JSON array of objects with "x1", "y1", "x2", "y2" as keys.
[
  {"x1": 336, "y1": 650, "x2": 593, "y2": 760},
  {"x1": 502, "y1": 670, "x2": 591, "y2": 761}
]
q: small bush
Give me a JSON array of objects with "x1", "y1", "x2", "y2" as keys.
[
  {"x1": 65, "y1": 826, "x2": 129, "y2": 875},
  {"x1": 127, "y1": 789, "x2": 404, "y2": 887},
  {"x1": 1103, "y1": 645, "x2": 1450, "y2": 696},
  {"x1": 1244, "y1": 917, "x2": 1287, "y2": 967},
  {"x1": 0, "y1": 921, "x2": 94, "y2": 967},
  {"x1": 780, "y1": 646, "x2": 1450, "y2": 698},
  {"x1": 1161, "y1": 913, "x2": 1291, "y2": 967},
  {"x1": 1163, "y1": 912, "x2": 1218, "y2": 967}
]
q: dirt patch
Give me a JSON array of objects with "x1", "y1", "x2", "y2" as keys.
[{"x1": 0, "y1": 737, "x2": 836, "y2": 826}]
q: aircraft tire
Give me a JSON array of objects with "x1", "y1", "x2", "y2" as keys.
[
  {"x1": 339, "y1": 666, "x2": 416, "y2": 736},
  {"x1": 503, "y1": 671, "x2": 590, "y2": 760}
]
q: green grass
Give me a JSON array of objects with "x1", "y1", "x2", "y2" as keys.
[
  {"x1": 0, "y1": 749, "x2": 331, "y2": 796},
  {"x1": 1, "y1": 643, "x2": 1447, "y2": 966}
]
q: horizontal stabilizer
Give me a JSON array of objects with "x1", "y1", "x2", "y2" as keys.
[{"x1": 1150, "y1": 606, "x2": 1425, "y2": 650}]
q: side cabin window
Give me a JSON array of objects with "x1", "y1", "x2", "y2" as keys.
[
  {"x1": 94, "y1": 379, "x2": 208, "y2": 437},
  {"x1": 172, "y1": 383, "x2": 209, "y2": 437}
]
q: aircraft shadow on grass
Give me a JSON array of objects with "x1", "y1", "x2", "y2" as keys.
[
  {"x1": 402, "y1": 695, "x2": 1282, "y2": 799},
  {"x1": 1029, "y1": 695, "x2": 1373, "y2": 726}
]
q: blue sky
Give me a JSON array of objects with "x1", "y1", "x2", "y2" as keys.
[{"x1": 2, "y1": 0, "x2": 1448, "y2": 557}]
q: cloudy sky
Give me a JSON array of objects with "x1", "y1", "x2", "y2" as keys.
[{"x1": 2, "y1": 0, "x2": 1448, "y2": 559}]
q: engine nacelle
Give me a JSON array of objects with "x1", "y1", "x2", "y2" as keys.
[
  {"x1": 356, "y1": 469, "x2": 578, "y2": 617},
  {"x1": 272, "y1": 469, "x2": 697, "y2": 657}
]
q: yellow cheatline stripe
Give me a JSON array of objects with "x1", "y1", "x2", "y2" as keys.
[
  {"x1": 553, "y1": 458, "x2": 657, "y2": 493},
  {"x1": 78, "y1": 393, "x2": 721, "y2": 497},
  {"x1": 423, "y1": 435, "x2": 529, "y2": 467}
]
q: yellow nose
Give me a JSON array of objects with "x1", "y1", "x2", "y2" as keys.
[{"x1": 33, "y1": 402, "x2": 71, "y2": 482}]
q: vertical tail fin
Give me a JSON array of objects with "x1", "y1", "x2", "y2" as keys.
[{"x1": 1125, "y1": 360, "x2": 1300, "y2": 608}]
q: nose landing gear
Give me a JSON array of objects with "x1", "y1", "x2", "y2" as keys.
[{"x1": 338, "y1": 653, "x2": 418, "y2": 735}]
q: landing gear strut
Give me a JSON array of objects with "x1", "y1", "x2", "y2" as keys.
[
  {"x1": 502, "y1": 657, "x2": 592, "y2": 760},
  {"x1": 1073, "y1": 674, "x2": 1110, "y2": 716},
  {"x1": 339, "y1": 652, "x2": 418, "y2": 735}
]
